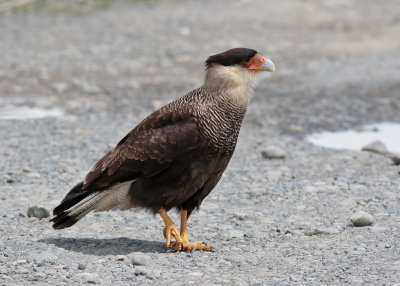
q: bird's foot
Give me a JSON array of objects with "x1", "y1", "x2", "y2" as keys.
[
  {"x1": 163, "y1": 224, "x2": 182, "y2": 251},
  {"x1": 169, "y1": 240, "x2": 212, "y2": 252}
]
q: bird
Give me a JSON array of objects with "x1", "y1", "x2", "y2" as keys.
[{"x1": 51, "y1": 48, "x2": 275, "y2": 251}]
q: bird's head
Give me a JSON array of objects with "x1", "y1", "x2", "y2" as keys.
[
  {"x1": 204, "y1": 48, "x2": 275, "y2": 101},
  {"x1": 205, "y1": 48, "x2": 275, "y2": 73}
]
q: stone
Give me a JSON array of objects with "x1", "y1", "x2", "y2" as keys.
[
  {"x1": 78, "y1": 263, "x2": 86, "y2": 270},
  {"x1": 116, "y1": 255, "x2": 126, "y2": 261},
  {"x1": 27, "y1": 206, "x2": 50, "y2": 219},
  {"x1": 361, "y1": 140, "x2": 387, "y2": 155},
  {"x1": 131, "y1": 255, "x2": 147, "y2": 266},
  {"x1": 351, "y1": 211, "x2": 374, "y2": 227},
  {"x1": 261, "y1": 146, "x2": 287, "y2": 159},
  {"x1": 290, "y1": 275, "x2": 299, "y2": 282},
  {"x1": 26, "y1": 172, "x2": 41, "y2": 178},
  {"x1": 389, "y1": 153, "x2": 400, "y2": 165}
]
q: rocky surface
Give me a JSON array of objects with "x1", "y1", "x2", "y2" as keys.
[{"x1": 1, "y1": 0, "x2": 400, "y2": 285}]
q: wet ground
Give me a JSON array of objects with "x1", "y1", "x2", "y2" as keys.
[{"x1": 1, "y1": 0, "x2": 400, "y2": 285}]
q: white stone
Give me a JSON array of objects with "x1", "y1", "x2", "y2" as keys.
[
  {"x1": 261, "y1": 146, "x2": 287, "y2": 159},
  {"x1": 351, "y1": 211, "x2": 374, "y2": 227}
]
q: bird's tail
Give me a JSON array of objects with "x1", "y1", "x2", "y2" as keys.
[{"x1": 51, "y1": 182, "x2": 106, "y2": 229}]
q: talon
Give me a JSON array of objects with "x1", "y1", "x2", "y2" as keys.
[
  {"x1": 159, "y1": 208, "x2": 212, "y2": 252},
  {"x1": 180, "y1": 241, "x2": 211, "y2": 251}
]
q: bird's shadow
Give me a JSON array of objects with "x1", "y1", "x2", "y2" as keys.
[{"x1": 39, "y1": 237, "x2": 167, "y2": 255}]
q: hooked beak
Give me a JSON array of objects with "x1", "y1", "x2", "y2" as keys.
[{"x1": 261, "y1": 59, "x2": 275, "y2": 72}]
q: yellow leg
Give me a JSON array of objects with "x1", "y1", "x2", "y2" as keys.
[
  {"x1": 171, "y1": 209, "x2": 211, "y2": 251},
  {"x1": 158, "y1": 208, "x2": 182, "y2": 251}
]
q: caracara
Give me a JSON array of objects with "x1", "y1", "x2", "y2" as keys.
[{"x1": 51, "y1": 48, "x2": 275, "y2": 251}]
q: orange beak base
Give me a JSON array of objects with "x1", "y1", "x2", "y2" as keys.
[{"x1": 241, "y1": 54, "x2": 266, "y2": 72}]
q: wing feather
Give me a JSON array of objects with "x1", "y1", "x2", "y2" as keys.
[{"x1": 82, "y1": 108, "x2": 199, "y2": 190}]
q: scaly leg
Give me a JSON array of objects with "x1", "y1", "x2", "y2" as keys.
[
  {"x1": 171, "y1": 209, "x2": 211, "y2": 251},
  {"x1": 158, "y1": 208, "x2": 182, "y2": 251}
]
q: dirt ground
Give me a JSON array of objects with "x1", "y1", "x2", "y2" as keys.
[{"x1": 1, "y1": 0, "x2": 400, "y2": 285}]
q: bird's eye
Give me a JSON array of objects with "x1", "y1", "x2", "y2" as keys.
[{"x1": 240, "y1": 61, "x2": 250, "y2": 68}]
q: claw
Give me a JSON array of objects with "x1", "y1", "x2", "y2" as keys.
[
  {"x1": 163, "y1": 224, "x2": 182, "y2": 249},
  {"x1": 158, "y1": 208, "x2": 212, "y2": 252}
]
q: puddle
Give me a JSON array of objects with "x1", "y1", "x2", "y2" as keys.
[
  {"x1": 0, "y1": 106, "x2": 64, "y2": 120},
  {"x1": 307, "y1": 122, "x2": 400, "y2": 153}
]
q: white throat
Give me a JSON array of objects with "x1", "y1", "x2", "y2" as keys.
[{"x1": 204, "y1": 64, "x2": 258, "y2": 106}]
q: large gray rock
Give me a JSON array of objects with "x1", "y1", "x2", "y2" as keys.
[
  {"x1": 131, "y1": 254, "x2": 148, "y2": 266},
  {"x1": 361, "y1": 141, "x2": 388, "y2": 155},
  {"x1": 351, "y1": 211, "x2": 374, "y2": 227},
  {"x1": 27, "y1": 206, "x2": 50, "y2": 219}
]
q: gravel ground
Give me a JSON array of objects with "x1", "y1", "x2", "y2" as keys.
[{"x1": 1, "y1": 0, "x2": 400, "y2": 285}]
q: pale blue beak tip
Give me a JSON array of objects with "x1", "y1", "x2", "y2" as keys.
[{"x1": 262, "y1": 59, "x2": 275, "y2": 72}]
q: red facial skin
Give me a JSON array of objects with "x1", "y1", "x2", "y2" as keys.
[{"x1": 240, "y1": 54, "x2": 266, "y2": 72}]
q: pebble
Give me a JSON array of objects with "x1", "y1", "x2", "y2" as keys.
[
  {"x1": 285, "y1": 124, "x2": 306, "y2": 137},
  {"x1": 27, "y1": 206, "x2": 50, "y2": 219},
  {"x1": 134, "y1": 268, "x2": 147, "y2": 276},
  {"x1": 290, "y1": 275, "x2": 300, "y2": 282},
  {"x1": 361, "y1": 140, "x2": 387, "y2": 154},
  {"x1": 19, "y1": 269, "x2": 29, "y2": 274},
  {"x1": 351, "y1": 211, "x2": 374, "y2": 227},
  {"x1": 389, "y1": 153, "x2": 400, "y2": 165},
  {"x1": 131, "y1": 255, "x2": 147, "y2": 266},
  {"x1": 78, "y1": 263, "x2": 87, "y2": 270},
  {"x1": 26, "y1": 172, "x2": 41, "y2": 178},
  {"x1": 116, "y1": 255, "x2": 126, "y2": 261},
  {"x1": 261, "y1": 146, "x2": 287, "y2": 159}
]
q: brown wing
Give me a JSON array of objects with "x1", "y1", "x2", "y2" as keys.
[{"x1": 82, "y1": 108, "x2": 199, "y2": 190}]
